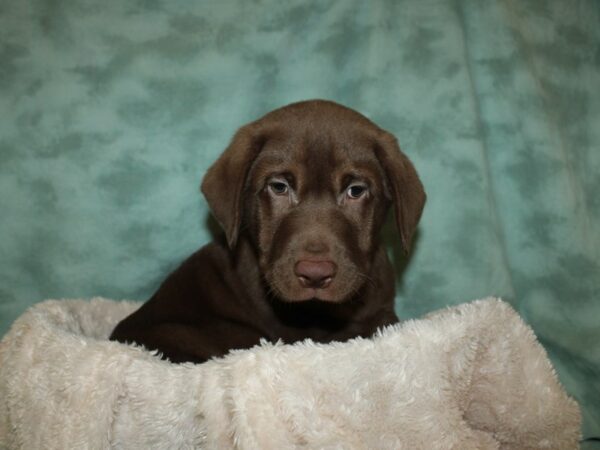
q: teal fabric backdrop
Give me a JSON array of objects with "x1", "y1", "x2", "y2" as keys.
[{"x1": 1, "y1": 0, "x2": 598, "y2": 440}]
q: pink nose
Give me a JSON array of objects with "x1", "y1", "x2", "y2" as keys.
[{"x1": 294, "y1": 260, "x2": 337, "y2": 289}]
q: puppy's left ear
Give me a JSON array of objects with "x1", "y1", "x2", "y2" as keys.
[
  {"x1": 374, "y1": 132, "x2": 426, "y2": 253},
  {"x1": 201, "y1": 124, "x2": 265, "y2": 248}
]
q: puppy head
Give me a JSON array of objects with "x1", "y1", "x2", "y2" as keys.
[{"x1": 202, "y1": 100, "x2": 426, "y2": 303}]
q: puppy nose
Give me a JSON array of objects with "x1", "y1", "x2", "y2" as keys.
[{"x1": 294, "y1": 260, "x2": 337, "y2": 289}]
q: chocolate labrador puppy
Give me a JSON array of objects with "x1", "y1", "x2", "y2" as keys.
[{"x1": 110, "y1": 100, "x2": 426, "y2": 363}]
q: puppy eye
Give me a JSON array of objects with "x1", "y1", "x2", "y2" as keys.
[
  {"x1": 268, "y1": 180, "x2": 289, "y2": 195},
  {"x1": 346, "y1": 184, "x2": 367, "y2": 199}
]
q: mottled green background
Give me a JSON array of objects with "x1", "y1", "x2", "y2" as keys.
[{"x1": 1, "y1": 0, "x2": 599, "y2": 440}]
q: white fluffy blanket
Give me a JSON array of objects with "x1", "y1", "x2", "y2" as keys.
[{"x1": 0, "y1": 297, "x2": 580, "y2": 449}]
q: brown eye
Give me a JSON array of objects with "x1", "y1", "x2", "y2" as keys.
[
  {"x1": 347, "y1": 184, "x2": 367, "y2": 199},
  {"x1": 268, "y1": 180, "x2": 289, "y2": 195}
]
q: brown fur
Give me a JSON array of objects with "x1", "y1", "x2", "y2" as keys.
[{"x1": 110, "y1": 100, "x2": 426, "y2": 363}]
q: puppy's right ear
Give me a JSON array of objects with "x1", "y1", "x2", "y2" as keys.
[{"x1": 201, "y1": 124, "x2": 265, "y2": 249}]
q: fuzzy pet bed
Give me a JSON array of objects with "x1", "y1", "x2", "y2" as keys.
[{"x1": 0, "y1": 297, "x2": 580, "y2": 449}]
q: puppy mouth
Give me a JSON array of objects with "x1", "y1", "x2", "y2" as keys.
[
  {"x1": 263, "y1": 247, "x2": 369, "y2": 303},
  {"x1": 266, "y1": 266, "x2": 361, "y2": 304},
  {"x1": 287, "y1": 286, "x2": 340, "y2": 302}
]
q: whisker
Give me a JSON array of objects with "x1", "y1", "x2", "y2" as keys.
[{"x1": 353, "y1": 271, "x2": 377, "y2": 289}]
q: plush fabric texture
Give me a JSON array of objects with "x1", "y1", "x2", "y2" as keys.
[{"x1": 0, "y1": 297, "x2": 580, "y2": 449}]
